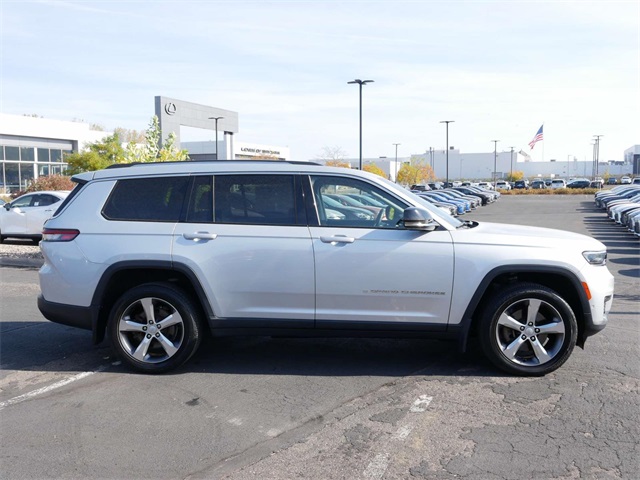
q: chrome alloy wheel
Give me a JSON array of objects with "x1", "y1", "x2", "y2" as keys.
[
  {"x1": 495, "y1": 298, "x2": 566, "y2": 367},
  {"x1": 117, "y1": 297, "x2": 185, "y2": 364}
]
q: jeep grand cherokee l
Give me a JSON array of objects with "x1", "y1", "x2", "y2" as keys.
[{"x1": 38, "y1": 161, "x2": 614, "y2": 376}]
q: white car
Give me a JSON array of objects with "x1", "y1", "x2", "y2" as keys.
[
  {"x1": 620, "y1": 176, "x2": 631, "y2": 184},
  {"x1": 550, "y1": 179, "x2": 567, "y2": 189},
  {"x1": 495, "y1": 181, "x2": 511, "y2": 190},
  {"x1": 37, "y1": 161, "x2": 614, "y2": 376},
  {"x1": 0, "y1": 190, "x2": 69, "y2": 244}
]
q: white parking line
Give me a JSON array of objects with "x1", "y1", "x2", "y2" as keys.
[
  {"x1": 409, "y1": 395, "x2": 433, "y2": 412},
  {"x1": 0, "y1": 366, "x2": 106, "y2": 410},
  {"x1": 363, "y1": 453, "x2": 389, "y2": 479},
  {"x1": 392, "y1": 425, "x2": 413, "y2": 440}
]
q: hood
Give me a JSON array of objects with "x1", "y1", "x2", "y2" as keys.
[{"x1": 452, "y1": 221, "x2": 606, "y2": 251}]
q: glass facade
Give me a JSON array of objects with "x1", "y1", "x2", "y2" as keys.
[{"x1": 0, "y1": 145, "x2": 70, "y2": 193}]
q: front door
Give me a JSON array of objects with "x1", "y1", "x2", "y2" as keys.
[{"x1": 308, "y1": 175, "x2": 454, "y2": 328}]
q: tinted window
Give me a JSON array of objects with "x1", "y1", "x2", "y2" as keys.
[
  {"x1": 185, "y1": 176, "x2": 213, "y2": 223},
  {"x1": 102, "y1": 176, "x2": 189, "y2": 222},
  {"x1": 214, "y1": 175, "x2": 296, "y2": 225}
]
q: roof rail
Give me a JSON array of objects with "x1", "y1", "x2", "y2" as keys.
[{"x1": 105, "y1": 159, "x2": 322, "y2": 169}]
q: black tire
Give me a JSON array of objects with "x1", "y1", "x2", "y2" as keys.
[
  {"x1": 479, "y1": 282, "x2": 577, "y2": 376},
  {"x1": 107, "y1": 282, "x2": 203, "y2": 373}
]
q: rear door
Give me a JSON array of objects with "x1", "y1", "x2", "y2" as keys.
[{"x1": 172, "y1": 174, "x2": 315, "y2": 327}]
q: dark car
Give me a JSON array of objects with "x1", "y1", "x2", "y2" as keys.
[
  {"x1": 607, "y1": 178, "x2": 618, "y2": 185},
  {"x1": 530, "y1": 180, "x2": 546, "y2": 189},
  {"x1": 567, "y1": 180, "x2": 591, "y2": 189},
  {"x1": 514, "y1": 180, "x2": 529, "y2": 189}
]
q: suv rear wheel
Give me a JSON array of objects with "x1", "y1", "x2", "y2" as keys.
[
  {"x1": 480, "y1": 283, "x2": 577, "y2": 376},
  {"x1": 107, "y1": 282, "x2": 203, "y2": 373}
]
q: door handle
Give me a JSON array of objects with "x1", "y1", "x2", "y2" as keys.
[
  {"x1": 320, "y1": 235, "x2": 355, "y2": 245},
  {"x1": 183, "y1": 232, "x2": 218, "y2": 241}
]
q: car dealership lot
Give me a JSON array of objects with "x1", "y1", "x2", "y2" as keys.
[{"x1": 1, "y1": 195, "x2": 638, "y2": 479}]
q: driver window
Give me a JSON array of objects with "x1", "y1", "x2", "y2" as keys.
[{"x1": 310, "y1": 176, "x2": 406, "y2": 228}]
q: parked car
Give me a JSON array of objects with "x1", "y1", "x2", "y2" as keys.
[
  {"x1": 514, "y1": 180, "x2": 529, "y2": 190},
  {"x1": 606, "y1": 178, "x2": 618, "y2": 185},
  {"x1": 633, "y1": 178, "x2": 640, "y2": 185},
  {"x1": 620, "y1": 176, "x2": 632, "y2": 184},
  {"x1": 530, "y1": 180, "x2": 547, "y2": 189},
  {"x1": 37, "y1": 161, "x2": 614, "y2": 376},
  {"x1": 550, "y1": 179, "x2": 567, "y2": 189},
  {"x1": 495, "y1": 181, "x2": 511, "y2": 190},
  {"x1": 0, "y1": 190, "x2": 70, "y2": 243},
  {"x1": 566, "y1": 179, "x2": 591, "y2": 189}
]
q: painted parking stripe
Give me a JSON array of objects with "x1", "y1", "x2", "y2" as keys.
[
  {"x1": 0, "y1": 366, "x2": 107, "y2": 410},
  {"x1": 363, "y1": 453, "x2": 389, "y2": 479},
  {"x1": 409, "y1": 395, "x2": 433, "y2": 412}
]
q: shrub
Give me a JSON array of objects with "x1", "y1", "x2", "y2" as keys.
[{"x1": 11, "y1": 175, "x2": 75, "y2": 198}]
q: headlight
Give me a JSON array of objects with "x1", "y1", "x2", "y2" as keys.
[{"x1": 583, "y1": 250, "x2": 607, "y2": 265}]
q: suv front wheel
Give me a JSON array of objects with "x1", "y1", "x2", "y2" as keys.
[
  {"x1": 107, "y1": 283, "x2": 203, "y2": 373},
  {"x1": 479, "y1": 283, "x2": 578, "y2": 376}
]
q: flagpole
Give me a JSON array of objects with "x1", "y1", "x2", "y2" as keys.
[{"x1": 542, "y1": 122, "x2": 545, "y2": 162}]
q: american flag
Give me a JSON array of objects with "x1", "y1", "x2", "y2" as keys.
[{"x1": 528, "y1": 125, "x2": 544, "y2": 149}]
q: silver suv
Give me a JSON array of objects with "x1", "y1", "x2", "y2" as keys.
[{"x1": 38, "y1": 161, "x2": 614, "y2": 375}]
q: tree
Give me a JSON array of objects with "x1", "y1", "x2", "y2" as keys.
[
  {"x1": 506, "y1": 170, "x2": 524, "y2": 182},
  {"x1": 325, "y1": 160, "x2": 351, "y2": 168},
  {"x1": 123, "y1": 116, "x2": 189, "y2": 163},
  {"x1": 363, "y1": 163, "x2": 386, "y2": 178},
  {"x1": 396, "y1": 156, "x2": 435, "y2": 186},
  {"x1": 317, "y1": 146, "x2": 349, "y2": 164},
  {"x1": 114, "y1": 127, "x2": 146, "y2": 143},
  {"x1": 64, "y1": 133, "x2": 125, "y2": 174}
]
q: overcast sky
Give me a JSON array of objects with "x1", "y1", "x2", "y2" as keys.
[{"x1": 2, "y1": 0, "x2": 638, "y2": 162}]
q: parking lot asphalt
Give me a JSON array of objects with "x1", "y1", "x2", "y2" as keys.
[{"x1": 1, "y1": 194, "x2": 638, "y2": 480}]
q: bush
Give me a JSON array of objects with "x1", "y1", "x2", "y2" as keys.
[{"x1": 11, "y1": 175, "x2": 75, "y2": 198}]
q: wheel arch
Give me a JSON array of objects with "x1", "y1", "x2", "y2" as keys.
[
  {"x1": 457, "y1": 265, "x2": 591, "y2": 352},
  {"x1": 90, "y1": 261, "x2": 213, "y2": 344}
]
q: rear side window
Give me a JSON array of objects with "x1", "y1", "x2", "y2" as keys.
[
  {"x1": 102, "y1": 176, "x2": 189, "y2": 222},
  {"x1": 214, "y1": 175, "x2": 297, "y2": 225}
]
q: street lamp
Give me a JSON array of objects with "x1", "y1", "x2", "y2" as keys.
[
  {"x1": 208, "y1": 116, "x2": 224, "y2": 160},
  {"x1": 393, "y1": 143, "x2": 401, "y2": 182},
  {"x1": 347, "y1": 79, "x2": 374, "y2": 170},
  {"x1": 491, "y1": 140, "x2": 499, "y2": 190},
  {"x1": 509, "y1": 146, "x2": 515, "y2": 182},
  {"x1": 593, "y1": 135, "x2": 603, "y2": 179},
  {"x1": 440, "y1": 120, "x2": 454, "y2": 186}
]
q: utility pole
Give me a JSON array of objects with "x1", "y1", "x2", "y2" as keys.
[
  {"x1": 509, "y1": 146, "x2": 515, "y2": 181},
  {"x1": 492, "y1": 140, "x2": 499, "y2": 190},
  {"x1": 393, "y1": 143, "x2": 401, "y2": 182}
]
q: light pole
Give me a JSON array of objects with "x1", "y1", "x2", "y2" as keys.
[
  {"x1": 509, "y1": 146, "x2": 515, "y2": 182},
  {"x1": 208, "y1": 116, "x2": 224, "y2": 160},
  {"x1": 440, "y1": 120, "x2": 454, "y2": 186},
  {"x1": 492, "y1": 140, "x2": 499, "y2": 190},
  {"x1": 393, "y1": 143, "x2": 401, "y2": 182},
  {"x1": 348, "y1": 79, "x2": 374, "y2": 170},
  {"x1": 593, "y1": 135, "x2": 603, "y2": 179},
  {"x1": 567, "y1": 154, "x2": 572, "y2": 180}
]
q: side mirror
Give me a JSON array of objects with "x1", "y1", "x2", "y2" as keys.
[
  {"x1": 3, "y1": 203, "x2": 10, "y2": 211},
  {"x1": 402, "y1": 207, "x2": 438, "y2": 231}
]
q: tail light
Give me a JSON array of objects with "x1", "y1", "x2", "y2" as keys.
[{"x1": 42, "y1": 228, "x2": 80, "y2": 242}]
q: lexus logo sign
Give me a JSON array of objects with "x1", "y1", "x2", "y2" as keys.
[{"x1": 164, "y1": 103, "x2": 177, "y2": 115}]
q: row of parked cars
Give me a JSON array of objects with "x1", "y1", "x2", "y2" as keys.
[
  {"x1": 410, "y1": 184, "x2": 500, "y2": 216},
  {"x1": 595, "y1": 184, "x2": 640, "y2": 238}
]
